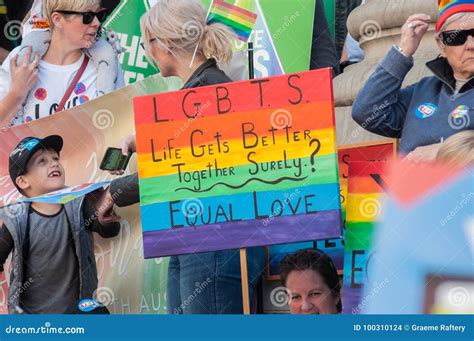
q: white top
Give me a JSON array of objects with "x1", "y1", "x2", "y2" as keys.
[{"x1": 0, "y1": 47, "x2": 125, "y2": 126}]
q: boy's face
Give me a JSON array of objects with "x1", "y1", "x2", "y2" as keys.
[{"x1": 16, "y1": 148, "x2": 65, "y2": 197}]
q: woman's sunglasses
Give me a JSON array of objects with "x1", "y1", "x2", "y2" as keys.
[
  {"x1": 55, "y1": 9, "x2": 108, "y2": 25},
  {"x1": 440, "y1": 28, "x2": 474, "y2": 46},
  {"x1": 140, "y1": 38, "x2": 157, "y2": 50}
]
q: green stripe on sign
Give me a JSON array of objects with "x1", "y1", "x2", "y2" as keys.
[
  {"x1": 139, "y1": 153, "x2": 339, "y2": 205},
  {"x1": 344, "y1": 222, "x2": 375, "y2": 250}
]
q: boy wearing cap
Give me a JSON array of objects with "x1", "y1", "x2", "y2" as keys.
[{"x1": 0, "y1": 135, "x2": 121, "y2": 314}]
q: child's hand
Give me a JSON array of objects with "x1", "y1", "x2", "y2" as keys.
[{"x1": 10, "y1": 48, "x2": 40, "y2": 99}]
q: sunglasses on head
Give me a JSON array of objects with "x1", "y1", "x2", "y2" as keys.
[
  {"x1": 440, "y1": 28, "x2": 474, "y2": 46},
  {"x1": 55, "y1": 9, "x2": 108, "y2": 25}
]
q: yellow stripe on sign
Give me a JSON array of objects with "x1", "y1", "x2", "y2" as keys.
[
  {"x1": 0, "y1": 6, "x2": 7, "y2": 14},
  {"x1": 137, "y1": 128, "x2": 336, "y2": 178},
  {"x1": 346, "y1": 192, "x2": 383, "y2": 223}
]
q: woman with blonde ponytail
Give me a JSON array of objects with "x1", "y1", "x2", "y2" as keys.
[
  {"x1": 140, "y1": 0, "x2": 235, "y2": 87},
  {"x1": 108, "y1": 0, "x2": 265, "y2": 314}
]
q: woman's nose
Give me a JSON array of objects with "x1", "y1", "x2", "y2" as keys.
[
  {"x1": 466, "y1": 35, "x2": 474, "y2": 49},
  {"x1": 301, "y1": 298, "x2": 314, "y2": 312},
  {"x1": 90, "y1": 15, "x2": 101, "y2": 27}
]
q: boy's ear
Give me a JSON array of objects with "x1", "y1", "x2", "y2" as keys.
[{"x1": 15, "y1": 176, "x2": 31, "y2": 192}]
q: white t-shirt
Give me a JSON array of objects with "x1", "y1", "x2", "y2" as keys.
[{"x1": 1, "y1": 47, "x2": 125, "y2": 125}]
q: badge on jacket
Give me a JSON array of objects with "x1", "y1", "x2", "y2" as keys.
[{"x1": 416, "y1": 103, "x2": 437, "y2": 119}]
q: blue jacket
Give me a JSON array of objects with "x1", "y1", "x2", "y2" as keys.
[{"x1": 352, "y1": 47, "x2": 474, "y2": 154}]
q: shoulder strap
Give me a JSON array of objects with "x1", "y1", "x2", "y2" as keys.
[{"x1": 56, "y1": 55, "x2": 90, "y2": 112}]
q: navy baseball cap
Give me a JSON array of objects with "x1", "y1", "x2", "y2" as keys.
[{"x1": 8, "y1": 135, "x2": 63, "y2": 189}]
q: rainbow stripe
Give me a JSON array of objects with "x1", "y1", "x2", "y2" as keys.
[
  {"x1": 436, "y1": 0, "x2": 474, "y2": 31},
  {"x1": 342, "y1": 161, "x2": 387, "y2": 313},
  {"x1": 207, "y1": 0, "x2": 257, "y2": 42}
]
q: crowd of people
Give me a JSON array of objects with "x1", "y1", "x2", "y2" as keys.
[{"x1": 0, "y1": 0, "x2": 472, "y2": 315}]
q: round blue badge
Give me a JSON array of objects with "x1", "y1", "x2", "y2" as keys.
[
  {"x1": 416, "y1": 103, "x2": 437, "y2": 119},
  {"x1": 78, "y1": 299, "x2": 100, "y2": 312}
]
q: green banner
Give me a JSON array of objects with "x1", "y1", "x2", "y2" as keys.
[{"x1": 105, "y1": 0, "x2": 317, "y2": 83}]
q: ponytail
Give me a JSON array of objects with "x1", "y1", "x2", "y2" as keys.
[
  {"x1": 140, "y1": 0, "x2": 236, "y2": 65},
  {"x1": 201, "y1": 22, "x2": 235, "y2": 65}
]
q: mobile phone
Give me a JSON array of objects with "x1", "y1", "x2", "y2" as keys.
[{"x1": 100, "y1": 147, "x2": 132, "y2": 171}]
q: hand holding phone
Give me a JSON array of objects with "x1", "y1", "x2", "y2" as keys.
[{"x1": 100, "y1": 147, "x2": 132, "y2": 171}]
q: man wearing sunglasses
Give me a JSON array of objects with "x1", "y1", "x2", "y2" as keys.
[{"x1": 352, "y1": 0, "x2": 474, "y2": 163}]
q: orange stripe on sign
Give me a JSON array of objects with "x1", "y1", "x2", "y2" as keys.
[
  {"x1": 349, "y1": 176, "x2": 384, "y2": 194},
  {"x1": 133, "y1": 69, "x2": 333, "y2": 125},
  {"x1": 135, "y1": 101, "x2": 334, "y2": 152}
]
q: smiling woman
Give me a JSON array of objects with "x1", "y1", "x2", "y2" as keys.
[
  {"x1": 279, "y1": 249, "x2": 341, "y2": 314},
  {"x1": 0, "y1": 0, "x2": 125, "y2": 128}
]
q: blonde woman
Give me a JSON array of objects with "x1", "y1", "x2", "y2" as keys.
[
  {"x1": 0, "y1": 0, "x2": 124, "y2": 129},
  {"x1": 437, "y1": 130, "x2": 474, "y2": 167},
  {"x1": 107, "y1": 0, "x2": 265, "y2": 314}
]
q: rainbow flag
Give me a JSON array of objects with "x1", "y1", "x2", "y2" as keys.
[
  {"x1": 207, "y1": 0, "x2": 257, "y2": 42},
  {"x1": 342, "y1": 161, "x2": 387, "y2": 314}
]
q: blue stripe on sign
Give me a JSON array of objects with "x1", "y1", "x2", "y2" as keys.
[{"x1": 140, "y1": 182, "x2": 341, "y2": 232}]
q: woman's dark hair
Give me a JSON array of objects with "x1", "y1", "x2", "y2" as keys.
[{"x1": 279, "y1": 249, "x2": 342, "y2": 312}]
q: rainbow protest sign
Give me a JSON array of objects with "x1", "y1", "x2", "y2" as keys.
[
  {"x1": 266, "y1": 141, "x2": 396, "y2": 278},
  {"x1": 342, "y1": 160, "x2": 388, "y2": 314},
  {"x1": 318, "y1": 142, "x2": 396, "y2": 267},
  {"x1": 133, "y1": 68, "x2": 342, "y2": 258}
]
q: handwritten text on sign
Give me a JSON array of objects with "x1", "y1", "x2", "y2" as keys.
[{"x1": 134, "y1": 69, "x2": 342, "y2": 257}]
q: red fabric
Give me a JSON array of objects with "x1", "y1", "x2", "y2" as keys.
[
  {"x1": 56, "y1": 55, "x2": 90, "y2": 112},
  {"x1": 436, "y1": 4, "x2": 474, "y2": 31}
]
